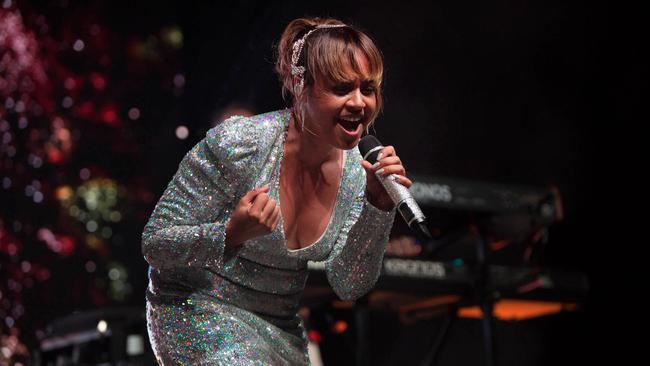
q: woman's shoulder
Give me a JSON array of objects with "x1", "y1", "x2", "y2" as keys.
[
  {"x1": 207, "y1": 109, "x2": 289, "y2": 141},
  {"x1": 342, "y1": 147, "x2": 367, "y2": 192},
  {"x1": 204, "y1": 109, "x2": 290, "y2": 159}
]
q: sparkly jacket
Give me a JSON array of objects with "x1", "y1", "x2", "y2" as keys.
[{"x1": 142, "y1": 109, "x2": 394, "y2": 365}]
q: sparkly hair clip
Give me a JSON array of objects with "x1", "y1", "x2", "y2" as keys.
[{"x1": 290, "y1": 24, "x2": 347, "y2": 95}]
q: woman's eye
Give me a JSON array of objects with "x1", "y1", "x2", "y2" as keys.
[
  {"x1": 330, "y1": 83, "x2": 375, "y2": 96},
  {"x1": 332, "y1": 86, "x2": 351, "y2": 95},
  {"x1": 362, "y1": 86, "x2": 376, "y2": 95}
]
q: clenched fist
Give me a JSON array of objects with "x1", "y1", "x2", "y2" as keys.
[{"x1": 225, "y1": 185, "x2": 281, "y2": 248}]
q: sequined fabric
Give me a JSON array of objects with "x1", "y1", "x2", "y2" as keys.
[{"x1": 142, "y1": 109, "x2": 395, "y2": 365}]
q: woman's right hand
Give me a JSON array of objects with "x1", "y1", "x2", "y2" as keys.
[{"x1": 225, "y1": 185, "x2": 281, "y2": 248}]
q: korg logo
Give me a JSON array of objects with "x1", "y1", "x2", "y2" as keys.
[{"x1": 410, "y1": 182, "x2": 452, "y2": 203}]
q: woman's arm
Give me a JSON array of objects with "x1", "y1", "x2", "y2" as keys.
[
  {"x1": 324, "y1": 188, "x2": 395, "y2": 301},
  {"x1": 325, "y1": 144, "x2": 412, "y2": 300},
  {"x1": 142, "y1": 117, "x2": 256, "y2": 270}
]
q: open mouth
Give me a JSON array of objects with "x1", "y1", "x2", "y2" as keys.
[{"x1": 337, "y1": 118, "x2": 363, "y2": 133}]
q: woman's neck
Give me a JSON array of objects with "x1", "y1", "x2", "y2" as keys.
[{"x1": 286, "y1": 116, "x2": 339, "y2": 169}]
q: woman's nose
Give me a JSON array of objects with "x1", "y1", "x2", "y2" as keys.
[{"x1": 346, "y1": 89, "x2": 366, "y2": 110}]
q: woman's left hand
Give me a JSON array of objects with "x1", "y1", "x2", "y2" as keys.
[{"x1": 361, "y1": 145, "x2": 412, "y2": 211}]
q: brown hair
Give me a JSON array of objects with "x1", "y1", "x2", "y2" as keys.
[{"x1": 275, "y1": 17, "x2": 384, "y2": 128}]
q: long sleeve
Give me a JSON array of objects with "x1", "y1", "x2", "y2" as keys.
[
  {"x1": 324, "y1": 188, "x2": 395, "y2": 301},
  {"x1": 142, "y1": 116, "x2": 259, "y2": 270}
]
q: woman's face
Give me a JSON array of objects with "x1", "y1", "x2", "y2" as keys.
[{"x1": 302, "y1": 55, "x2": 378, "y2": 150}]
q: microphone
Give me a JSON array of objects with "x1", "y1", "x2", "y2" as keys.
[{"x1": 358, "y1": 135, "x2": 432, "y2": 240}]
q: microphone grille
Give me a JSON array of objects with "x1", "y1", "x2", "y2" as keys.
[{"x1": 358, "y1": 135, "x2": 383, "y2": 163}]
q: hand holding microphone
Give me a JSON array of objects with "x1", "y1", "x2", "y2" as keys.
[
  {"x1": 359, "y1": 144, "x2": 411, "y2": 211},
  {"x1": 359, "y1": 136, "x2": 431, "y2": 240}
]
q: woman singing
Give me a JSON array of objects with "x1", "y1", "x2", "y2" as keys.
[{"x1": 142, "y1": 16, "x2": 412, "y2": 364}]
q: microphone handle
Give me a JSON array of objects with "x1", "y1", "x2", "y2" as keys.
[{"x1": 375, "y1": 172, "x2": 431, "y2": 239}]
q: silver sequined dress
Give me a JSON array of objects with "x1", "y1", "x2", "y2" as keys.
[{"x1": 142, "y1": 109, "x2": 395, "y2": 365}]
